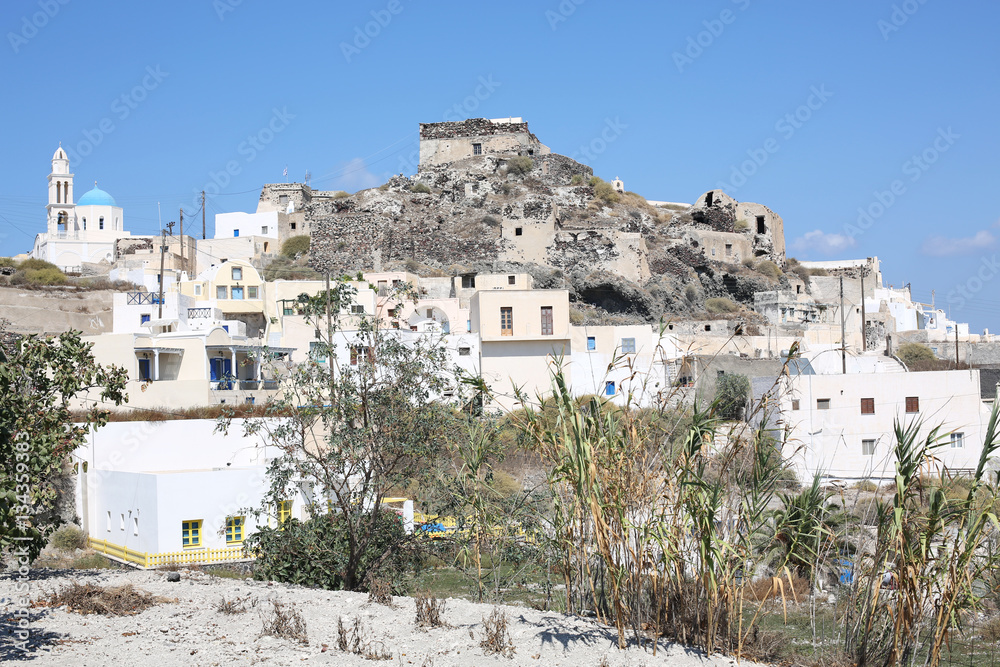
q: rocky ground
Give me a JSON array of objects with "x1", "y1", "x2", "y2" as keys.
[{"x1": 0, "y1": 567, "x2": 764, "y2": 666}]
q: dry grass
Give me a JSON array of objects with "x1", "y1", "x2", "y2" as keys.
[
  {"x1": 259, "y1": 600, "x2": 308, "y2": 645},
  {"x1": 367, "y1": 577, "x2": 394, "y2": 606},
  {"x1": 745, "y1": 575, "x2": 809, "y2": 603},
  {"x1": 72, "y1": 402, "x2": 286, "y2": 423},
  {"x1": 415, "y1": 590, "x2": 448, "y2": 628},
  {"x1": 981, "y1": 615, "x2": 1000, "y2": 642},
  {"x1": 36, "y1": 582, "x2": 166, "y2": 616},
  {"x1": 216, "y1": 593, "x2": 257, "y2": 614},
  {"x1": 336, "y1": 616, "x2": 392, "y2": 660},
  {"x1": 480, "y1": 607, "x2": 515, "y2": 658}
]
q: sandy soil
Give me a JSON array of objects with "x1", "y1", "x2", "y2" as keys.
[{"x1": 0, "y1": 568, "x2": 762, "y2": 666}]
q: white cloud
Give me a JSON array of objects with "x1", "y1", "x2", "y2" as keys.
[
  {"x1": 790, "y1": 229, "x2": 857, "y2": 256},
  {"x1": 330, "y1": 158, "x2": 382, "y2": 193},
  {"x1": 920, "y1": 229, "x2": 996, "y2": 257}
]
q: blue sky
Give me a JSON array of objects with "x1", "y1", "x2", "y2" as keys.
[{"x1": 2, "y1": 1, "x2": 999, "y2": 330}]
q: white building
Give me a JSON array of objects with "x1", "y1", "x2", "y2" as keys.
[
  {"x1": 30, "y1": 145, "x2": 131, "y2": 271},
  {"x1": 75, "y1": 419, "x2": 278, "y2": 564},
  {"x1": 777, "y1": 369, "x2": 990, "y2": 482},
  {"x1": 214, "y1": 211, "x2": 280, "y2": 240}
]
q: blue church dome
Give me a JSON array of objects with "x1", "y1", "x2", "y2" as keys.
[{"x1": 77, "y1": 185, "x2": 116, "y2": 207}]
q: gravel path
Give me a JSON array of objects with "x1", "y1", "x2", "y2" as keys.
[{"x1": 1, "y1": 568, "x2": 762, "y2": 666}]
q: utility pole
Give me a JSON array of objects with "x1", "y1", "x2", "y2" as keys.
[
  {"x1": 201, "y1": 190, "x2": 206, "y2": 240},
  {"x1": 179, "y1": 207, "x2": 184, "y2": 275},
  {"x1": 860, "y1": 269, "x2": 867, "y2": 352},
  {"x1": 955, "y1": 326, "x2": 960, "y2": 368},
  {"x1": 157, "y1": 228, "x2": 167, "y2": 319},
  {"x1": 839, "y1": 276, "x2": 847, "y2": 374}
]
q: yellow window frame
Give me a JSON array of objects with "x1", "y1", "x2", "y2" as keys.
[
  {"x1": 226, "y1": 516, "x2": 244, "y2": 544},
  {"x1": 182, "y1": 519, "x2": 202, "y2": 548},
  {"x1": 278, "y1": 500, "x2": 293, "y2": 524}
]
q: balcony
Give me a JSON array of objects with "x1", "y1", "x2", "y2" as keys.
[
  {"x1": 127, "y1": 292, "x2": 162, "y2": 306},
  {"x1": 188, "y1": 307, "x2": 213, "y2": 319}
]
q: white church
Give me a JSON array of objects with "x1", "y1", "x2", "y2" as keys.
[{"x1": 30, "y1": 145, "x2": 131, "y2": 271}]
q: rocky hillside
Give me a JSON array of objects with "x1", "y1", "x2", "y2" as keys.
[{"x1": 299, "y1": 153, "x2": 792, "y2": 325}]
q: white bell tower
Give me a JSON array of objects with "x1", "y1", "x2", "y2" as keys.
[{"x1": 47, "y1": 144, "x2": 76, "y2": 235}]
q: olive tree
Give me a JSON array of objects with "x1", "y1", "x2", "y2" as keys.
[{"x1": 0, "y1": 323, "x2": 128, "y2": 562}]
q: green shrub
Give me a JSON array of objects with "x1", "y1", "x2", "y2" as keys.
[
  {"x1": 332, "y1": 191, "x2": 350, "y2": 199},
  {"x1": 17, "y1": 258, "x2": 59, "y2": 271},
  {"x1": 593, "y1": 180, "x2": 620, "y2": 205},
  {"x1": 808, "y1": 267, "x2": 828, "y2": 276},
  {"x1": 588, "y1": 176, "x2": 601, "y2": 187},
  {"x1": 743, "y1": 258, "x2": 756, "y2": 270},
  {"x1": 50, "y1": 524, "x2": 88, "y2": 550},
  {"x1": 410, "y1": 182, "x2": 431, "y2": 194},
  {"x1": 570, "y1": 174, "x2": 584, "y2": 185},
  {"x1": 0, "y1": 257, "x2": 17, "y2": 269},
  {"x1": 853, "y1": 479, "x2": 879, "y2": 493},
  {"x1": 24, "y1": 267, "x2": 67, "y2": 285},
  {"x1": 684, "y1": 285, "x2": 698, "y2": 303},
  {"x1": 280, "y1": 235, "x2": 310, "y2": 258},
  {"x1": 705, "y1": 297, "x2": 738, "y2": 314},
  {"x1": 734, "y1": 219, "x2": 749, "y2": 232},
  {"x1": 714, "y1": 373, "x2": 750, "y2": 420},
  {"x1": 897, "y1": 342, "x2": 937, "y2": 366},
  {"x1": 71, "y1": 553, "x2": 113, "y2": 569},
  {"x1": 506, "y1": 156, "x2": 534, "y2": 175},
  {"x1": 756, "y1": 260, "x2": 782, "y2": 279},
  {"x1": 247, "y1": 510, "x2": 408, "y2": 591}
]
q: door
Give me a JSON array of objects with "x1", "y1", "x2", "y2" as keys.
[
  {"x1": 138, "y1": 358, "x2": 151, "y2": 381},
  {"x1": 210, "y1": 357, "x2": 233, "y2": 389}
]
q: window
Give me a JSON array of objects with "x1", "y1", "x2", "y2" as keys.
[
  {"x1": 245, "y1": 397, "x2": 255, "y2": 405},
  {"x1": 459, "y1": 347, "x2": 471, "y2": 356},
  {"x1": 515, "y1": 227, "x2": 523, "y2": 236},
  {"x1": 290, "y1": 222, "x2": 297, "y2": 230},
  {"x1": 862, "y1": 439, "x2": 876, "y2": 456},
  {"x1": 461, "y1": 275, "x2": 476, "y2": 289},
  {"x1": 508, "y1": 275, "x2": 516, "y2": 285},
  {"x1": 756, "y1": 216, "x2": 766, "y2": 234},
  {"x1": 378, "y1": 281, "x2": 388, "y2": 296},
  {"x1": 232, "y1": 267, "x2": 243, "y2": 280},
  {"x1": 725, "y1": 243, "x2": 732, "y2": 257},
  {"x1": 620, "y1": 338, "x2": 636, "y2": 354},
  {"x1": 472, "y1": 143, "x2": 482, "y2": 155},
  {"x1": 182, "y1": 520, "x2": 202, "y2": 547},
  {"x1": 704, "y1": 325, "x2": 711, "y2": 332},
  {"x1": 261, "y1": 226, "x2": 268, "y2": 234},
  {"x1": 717, "y1": 370, "x2": 725, "y2": 377},
  {"x1": 950, "y1": 433, "x2": 965, "y2": 449},
  {"x1": 351, "y1": 304, "x2": 365, "y2": 314},
  {"x1": 82, "y1": 217, "x2": 86, "y2": 229},
  {"x1": 226, "y1": 516, "x2": 244, "y2": 544},
  {"x1": 706, "y1": 191, "x2": 714, "y2": 207},
  {"x1": 309, "y1": 341, "x2": 327, "y2": 363},
  {"x1": 120, "y1": 514, "x2": 125, "y2": 530},
  {"x1": 905, "y1": 397, "x2": 919, "y2": 413},
  {"x1": 216, "y1": 286, "x2": 227, "y2": 299},
  {"x1": 99, "y1": 217, "x2": 104, "y2": 230},
  {"x1": 500, "y1": 307, "x2": 513, "y2": 336},
  {"x1": 817, "y1": 399, "x2": 831, "y2": 410},
  {"x1": 605, "y1": 381, "x2": 616, "y2": 396},
  {"x1": 194, "y1": 284, "x2": 202, "y2": 296},
  {"x1": 247, "y1": 286, "x2": 258, "y2": 299},
  {"x1": 234, "y1": 229, "x2": 240, "y2": 237},
  {"x1": 791, "y1": 399, "x2": 800, "y2": 411},
  {"x1": 861, "y1": 398, "x2": 875, "y2": 415},
  {"x1": 278, "y1": 195, "x2": 288, "y2": 205},
  {"x1": 133, "y1": 517, "x2": 139, "y2": 536},
  {"x1": 140, "y1": 314, "x2": 151, "y2": 325},
  {"x1": 587, "y1": 336, "x2": 596, "y2": 351},
  {"x1": 278, "y1": 500, "x2": 293, "y2": 524},
  {"x1": 540, "y1": 306, "x2": 553, "y2": 336},
  {"x1": 107, "y1": 511, "x2": 111, "y2": 532},
  {"x1": 231, "y1": 287, "x2": 244, "y2": 300},
  {"x1": 350, "y1": 346, "x2": 373, "y2": 366}
]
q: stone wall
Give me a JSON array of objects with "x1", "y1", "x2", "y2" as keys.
[{"x1": 419, "y1": 118, "x2": 550, "y2": 168}]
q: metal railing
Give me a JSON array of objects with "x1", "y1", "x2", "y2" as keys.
[
  {"x1": 188, "y1": 307, "x2": 212, "y2": 318},
  {"x1": 89, "y1": 537, "x2": 248, "y2": 569},
  {"x1": 127, "y1": 292, "x2": 162, "y2": 305}
]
